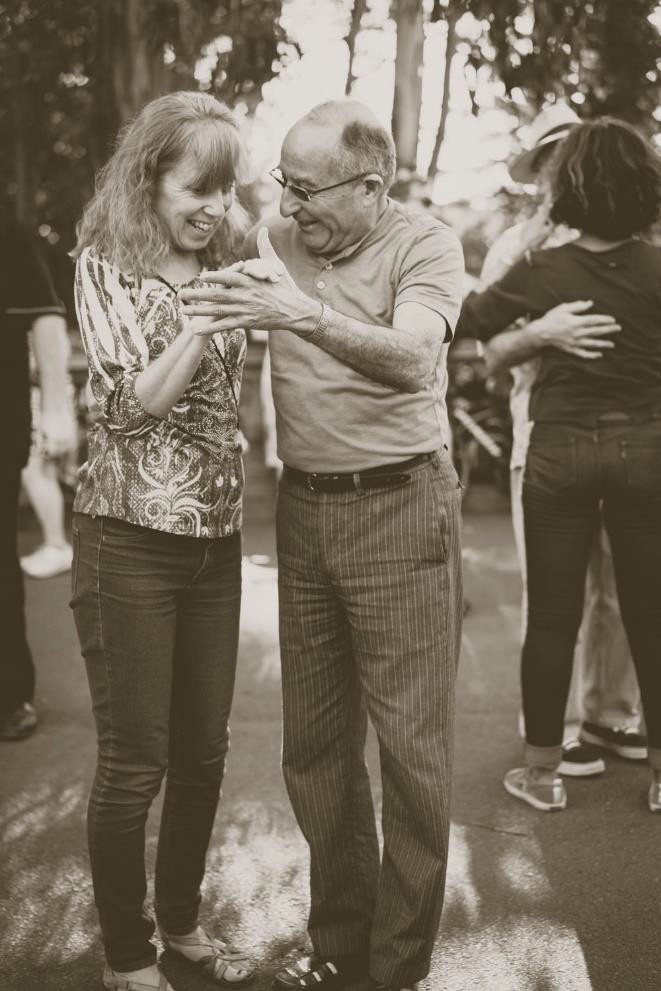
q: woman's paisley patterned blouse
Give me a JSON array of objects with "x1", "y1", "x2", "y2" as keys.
[{"x1": 73, "y1": 248, "x2": 246, "y2": 538}]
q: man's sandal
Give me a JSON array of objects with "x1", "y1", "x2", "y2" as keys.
[
  {"x1": 161, "y1": 927, "x2": 254, "y2": 986},
  {"x1": 102, "y1": 965, "x2": 173, "y2": 990}
]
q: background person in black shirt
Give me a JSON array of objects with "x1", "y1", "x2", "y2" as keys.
[
  {"x1": 456, "y1": 118, "x2": 661, "y2": 814},
  {"x1": 0, "y1": 207, "x2": 74, "y2": 740}
]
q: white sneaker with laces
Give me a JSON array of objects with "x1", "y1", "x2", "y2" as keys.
[{"x1": 20, "y1": 543, "x2": 73, "y2": 579}]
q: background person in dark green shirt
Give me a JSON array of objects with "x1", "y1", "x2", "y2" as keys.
[{"x1": 457, "y1": 118, "x2": 661, "y2": 815}]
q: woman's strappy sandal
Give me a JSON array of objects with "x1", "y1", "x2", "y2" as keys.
[
  {"x1": 102, "y1": 964, "x2": 173, "y2": 990},
  {"x1": 160, "y1": 927, "x2": 255, "y2": 986}
]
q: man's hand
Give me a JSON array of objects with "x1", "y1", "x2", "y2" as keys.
[
  {"x1": 179, "y1": 228, "x2": 317, "y2": 336},
  {"x1": 531, "y1": 300, "x2": 621, "y2": 359}
]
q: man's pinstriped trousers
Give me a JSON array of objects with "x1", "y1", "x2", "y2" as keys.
[{"x1": 276, "y1": 451, "x2": 463, "y2": 988}]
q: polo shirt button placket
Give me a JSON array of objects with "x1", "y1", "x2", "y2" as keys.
[{"x1": 316, "y1": 262, "x2": 332, "y2": 293}]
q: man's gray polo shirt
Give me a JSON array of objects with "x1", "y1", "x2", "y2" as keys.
[{"x1": 257, "y1": 199, "x2": 464, "y2": 472}]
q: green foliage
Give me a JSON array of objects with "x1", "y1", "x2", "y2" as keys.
[
  {"x1": 460, "y1": 0, "x2": 660, "y2": 125},
  {"x1": 0, "y1": 0, "x2": 294, "y2": 245}
]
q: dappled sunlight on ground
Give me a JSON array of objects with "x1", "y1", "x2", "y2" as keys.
[
  {"x1": 204, "y1": 801, "x2": 310, "y2": 959},
  {"x1": 427, "y1": 919, "x2": 591, "y2": 991},
  {"x1": 430, "y1": 824, "x2": 592, "y2": 991},
  {"x1": 0, "y1": 777, "x2": 97, "y2": 968}
]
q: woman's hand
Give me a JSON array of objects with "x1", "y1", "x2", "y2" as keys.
[
  {"x1": 179, "y1": 228, "x2": 318, "y2": 337},
  {"x1": 531, "y1": 300, "x2": 621, "y2": 359}
]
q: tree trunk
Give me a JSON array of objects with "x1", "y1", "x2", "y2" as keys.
[
  {"x1": 426, "y1": 8, "x2": 459, "y2": 179},
  {"x1": 391, "y1": 0, "x2": 425, "y2": 172},
  {"x1": 345, "y1": 0, "x2": 367, "y2": 95},
  {"x1": 114, "y1": 0, "x2": 171, "y2": 122},
  {"x1": 93, "y1": 0, "x2": 171, "y2": 158}
]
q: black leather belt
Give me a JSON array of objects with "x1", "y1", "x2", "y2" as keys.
[{"x1": 283, "y1": 452, "x2": 434, "y2": 493}]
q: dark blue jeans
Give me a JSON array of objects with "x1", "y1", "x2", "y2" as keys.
[
  {"x1": 70, "y1": 513, "x2": 242, "y2": 971},
  {"x1": 522, "y1": 420, "x2": 661, "y2": 770}
]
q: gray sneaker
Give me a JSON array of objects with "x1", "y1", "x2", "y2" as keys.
[
  {"x1": 504, "y1": 767, "x2": 567, "y2": 811},
  {"x1": 0, "y1": 703, "x2": 37, "y2": 741}
]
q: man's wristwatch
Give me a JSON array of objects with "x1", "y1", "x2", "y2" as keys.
[{"x1": 307, "y1": 302, "x2": 330, "y2": 345}]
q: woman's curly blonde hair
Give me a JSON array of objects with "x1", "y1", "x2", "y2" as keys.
[{"x1": 73, "y1": 91, "x2": 250, "y2": 275}]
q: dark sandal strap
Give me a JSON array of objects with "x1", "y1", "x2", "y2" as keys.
[{"x1": 296, "y1": 961, "x2": 342, "y2": 987}]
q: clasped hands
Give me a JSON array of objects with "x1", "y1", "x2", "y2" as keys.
[{"x1": 179, "y1": 227, "x2": 316, "y2": 335}]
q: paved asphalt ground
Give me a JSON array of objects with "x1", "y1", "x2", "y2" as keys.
[{"x1": 1, "y1": 454, "x2": 659, "y2": 991}]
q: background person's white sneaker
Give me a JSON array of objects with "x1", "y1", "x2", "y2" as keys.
[
  {"x1": 20, "y1": 542, "x2": 73, "y2": 579},
  {"x1": 504, "y1": 767, "x2": 567, "y2": 811}
]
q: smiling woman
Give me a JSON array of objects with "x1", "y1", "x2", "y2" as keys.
[
  {"x1": 74, "y1": 92, "x2": 248, "y2": 277},
  {"x1": 68, "y1": 91, "x2": 256, "y2": 991},
  {"x1": 154, "y1": 160, "x2": 236, "y2": 262}
]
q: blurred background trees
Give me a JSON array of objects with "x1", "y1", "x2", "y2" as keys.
[
  {"x1": 0, "y1": 0, "x2": 294, "y2": 239},
  {"x1": 1, "y1": 0, "x2": 659, "y2": 254}
]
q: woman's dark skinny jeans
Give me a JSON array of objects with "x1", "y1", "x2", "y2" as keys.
[
  {"x1": 70, "y1": 513, "x2": 242, "y2": 971},
  {"x1": 521, "y1": 419, "x2": 661, "y2": 771}
]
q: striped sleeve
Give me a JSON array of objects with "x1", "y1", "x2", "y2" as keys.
[{"x1": 74, "y1": 248, "x2": 153, "y2": 434}]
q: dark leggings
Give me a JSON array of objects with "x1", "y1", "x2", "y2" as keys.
[{"x1": 521, "y1": 420, "x2": 661, "y2": 767}]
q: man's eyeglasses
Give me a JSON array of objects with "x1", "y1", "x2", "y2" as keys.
[{"x1": 269, "y1": 168, "x2": 368, "y2": 202}]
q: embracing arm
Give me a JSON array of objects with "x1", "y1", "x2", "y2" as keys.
[
  {"x1": 455, "y1": 254, "x2": 620, "y2": 372},
  {"x1": 482, "y1": 302, "x2": 620, "y2": 373}
]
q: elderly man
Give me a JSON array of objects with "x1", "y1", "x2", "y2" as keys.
[{"x1": 181, "y1": 100, "x2": 464, "y2": 991}]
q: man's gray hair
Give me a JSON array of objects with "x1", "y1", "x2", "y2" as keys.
[{"x1": 306, "y1": 101, "x2": 397, "y2": 191}]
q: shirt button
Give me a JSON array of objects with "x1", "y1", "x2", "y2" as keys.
[
  {"x1": 324, "y1": 263, "x2": 333, "y2": 271},
  {"x1": 317, "y1": 280, "x2": 326, "y2": 290}
]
